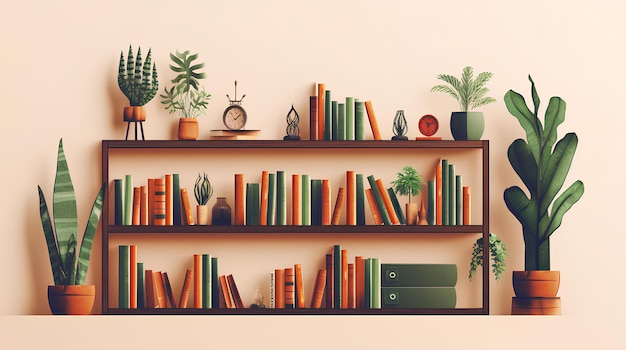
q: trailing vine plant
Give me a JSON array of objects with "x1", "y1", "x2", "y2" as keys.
[{"x1": 469, "y1": 233, "x2": 507, "y2": 282}]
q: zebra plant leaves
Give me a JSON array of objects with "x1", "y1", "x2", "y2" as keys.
[
  {"x1": 118, "y1": 45, "x2": 159, "y2": 106},
  {"x1": 38, "y1": 139, "x2": 105, "y2": 285}
]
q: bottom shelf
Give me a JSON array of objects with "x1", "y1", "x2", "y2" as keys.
[{"x1": 105, "y1": 307, "x2": 487, "y2": 315}]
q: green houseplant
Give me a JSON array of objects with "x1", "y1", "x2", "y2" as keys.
[
  {"x1": 194, "y1": 172, "x2": 213, "y2": 225},
  {"x1": 469, "y1": 233, "x2": 507, "y2": 282},
  {"x1": 503, "y1": 76, "x2": 584, "y2": 309},
  {"x1": 118, "y1": 45, "x2": 159, "y2": 122},
  {"x1": 431, "y1": 66, "x2": 496, "y2": 140},
  {"x1": 391, "y1": 165, "x2": 424, "y2": 225},
  {"x1": 38, "y1": 139, "x2": 105, "y2": 314},
  {"x1": 160, "y1": 50, "x2": 211, "y2": 140}
]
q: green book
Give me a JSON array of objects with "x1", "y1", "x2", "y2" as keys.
[
  {"x1": 331, "y1": 101, "x2": 338, "y2": 140},
  {"x1": 246, "y1": 183, "x2": 261, "y2": 225},
  {"x1": 387, "y1": 187, "x2": 406, "y2": 225},
  {"x1": 333, "y1": 245, "x2": 341, "y2": 309},
  {"x1": 442, "y1": 160, "x2": 449, "y2": 225},
  {"x1": 276, "y1": 171, "x2": 286, "y2": 225},
  {"x1": 355, "y1": 100, "x2": 365, "y2": 140},
  {"x1": 337, "y1": 103, "x2": 345, "y2": 141},
  {"x1": 114, "y1": 179, "x2": 123, "y2": 225},
  {"x1": 325, "y1": 90, "x2": 332, "y2": 140},
  {"x1": 371, "y1": 258, "x2": 381, "y2": 309},
  {"x1": 311, "y1": 179, "x2": 322, "y2": 225},
  {"x1": 449, "y1": 164, "x2": 455, "y2": 225},
  {"x1": 456, "y1": 175, "x2": 462, "y2": 225},
  {"x1": 173, "y1": 174, "x2": 181, "y2": 225},
  {"x1": 301, "y1": 174, "x2": 311, "y2": 225},
  {"x1": 124, "y1": 175, "x2": 133, "y2": 225},
  {"x1": 211, "y1": 257, "x2": 219, "y2": 309},
  {"x1": 118, "y1": 245, "x2": 129, "y2": 308},
  {"x1": 428, "y1": 180, "x2": 435, "y2": 225},
  {"x1": 345, "y1": 97, "x2": 355, "y2": 140},
  {"x1": 381, "y1": 264, "x2": 458, "y2": 287},
  {"x1": 267, "y1": 173, "x2": 276, "y2": 225},
  {"x1": 364, "y1": 258, "x2": 371, "y2": 309},
  {"x1": 137, "y1": 262, "x2": 144, "y2": 308},
  {"x1": 356, "y1": 174, "x2": 366, "y2": 225},
  {"x1": 366, "y1": 175, "x2": 391, "y2": 225},
  {"x1": 202, "y1": 254, "x2": 211, "y2": 308},
  {"x1": 381, "y1": 287, "x2": 456, "y2": 308}
]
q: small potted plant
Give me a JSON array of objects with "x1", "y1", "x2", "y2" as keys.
[
  {"x1": 390, "y1": 165, "x2": 424, "y2": 225},
  {"x1": 160, "y1": 50, "x2": 211, "y2": 140},
  {"x1": 503, "y1": 76, "x2": 584, "y2": 314},
  {"x1": 38, "y1": 139, "x2": 105, "y2": 315},
  {"x1": 469, "y1": 233, "x2": 507, "y2": 282},
  {"x1": 431, "y1": 66, "x2": 496, "y2": 140},
  {"x1": 117, "y1": 45, "x2": 159, "y2": 140},
  {"x1": 194, "y1": 172, "x2": 213, "y2": 225}
]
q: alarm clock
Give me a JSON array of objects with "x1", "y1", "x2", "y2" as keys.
[
  {"x1": 222, "y1": 81, "x2": 247, "y2": 130},
  {"x1": 417, "y1": 114, "x2": 441, "y2": 140}
]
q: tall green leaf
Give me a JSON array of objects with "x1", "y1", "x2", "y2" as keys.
[
  {"x1": 507, "y1": 139, "x2": 538, "y2": 196},
  {"x1": 504, "y1": 90, "x2": 541, "y2": 163},
  {"x1": 52, "y1": 139, "x2": 77, "y2": 277},
  {"x1": 75, "y1": 184, "x2": 106, "y2": 285},
  {"x1": 38, "y1": 186, "x2": 64, "y2": 285},
  {"x1": 544, "y1": 180, "x2": 585, "y2": 240},
  {"x1": 539, "y1": 133, "x2": 578, "y2": 216}
]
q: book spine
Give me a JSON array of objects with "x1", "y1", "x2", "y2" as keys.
[
  {"x1": 341, "y1": 249, "x2": 348, "y2": 309},
  {"x1": 309, "y1": 95, "x2": 318, "y2": 140},
  {"x1": 301, "y1": 174, "x2": 310, "y2": 225},
  {"x1": 194, "y1": 254, "x2": 202, "y2": 308},
  {"x1": 364, "y1": 101, "x2": 382, "y2": 140},
  {"x1": 267, "y1": 173, "x2": 276, "y2": 225},
  {"x1": 165, "y1": 174, "x2": 173, "y2": 225},
  {"x1": 129, "y1": 245, "x2": 137, "y2": 308},
  {"x1": 276, "y1": 171, "x2": 287, "y2": 225},
  {"x1": 317, "y1": 83, "x2": 325, "y2": 140},
  {"x1": 284, "y1": 268, "x2": 295, "y2": 309},
  {"x1": 137, "y1": 262, "x2": 144, "y2": 308},
  {"x1": 173, "y1": 173, "x2": 181, "y2": 225},
  {"x1": 294, "y1": 263, "x2": 305, "y2": 308},
  {"x1": 355, "y1": 256, "x2": 365, "y2": 309},
  {"x1": 162, "y1": 272, "x2": 177, "y2": 308},
  {"x1": 123, "y1": 175, "x2": 132, "y2": 225},
  {"x1": 324, "y1": 90, "x2": 332, "y2": 140},
  {"x1": 114, "y1": 179, "x2": 123, "y2": 225},
  {"x1": 333, "y1": 245, "x2": 341, "y2": 309},
  {"x1": 331, "y1": 187, "x2": 345, "y2": 225},
  {"x1": 311, "y1": 179, "x2": 322, "y2": 225},
  {"x1": 311, "y1": 269, "x2": 327, "y2": 309},
  {"x1": 132, "y1": 187, "x2": 140, "y2": 225},
  {"x1": 211, "y1": 257, "x2": 219, "y2": 308},
  {"x1": 179, "y1": 269, "x2": 193, "y2": 308},
  {"x1": 355, "y1": 100, "x2": 365, "y2": 140},
  {"x1": 246, "y1": 183, "x2": 260, "y2": 225},
  {"x1": 219, "y1": 275, "x2": 233, "y2": 308},
  {"x1": 234, "y1": 174, "x2": 245, "y2": 225},
  {"x1": 153, "y1": 271, "x2": 166, "y2": 308},
  {"x1": 367, "y1": 175, "x2": 391, "y2": 225},
  {"x1": 348, "y1": 263, "x2": 355, "y2": 308},
  {"x1": 345, "y1": 97, "x2": 354, "y2": 140},
  {"x1": 364, "y1": 258, "x2": 371, "y2": 309},
  {"x1": 180, "y1": 188, "x2": 194, "y2": 225},
  {"x1": 144, "y1": 269, "x2": 157, "y2": 308},
  {"x1": 260, "y1": 171, "x2": 269, "y2": 225},
  {"x1": 227, "y1": 275, "x2": 245, "y2": 308},
  {"x1": 331, "y1": 100, "x2": 338, "y2": 141},
  {"x1": 292, "y1": 174, "x2": 301, "y2": 225},
  {"x1": 428, "y1": 180, "x2": 435, "y2": 225},
  {"x1": 436, "y1": 163, "x2": 442, "y2": 225},
  {"x1": 337, "y1": 103, "x2": 345, "y2": 141},
  {"x1": 365, "y1": 188, "x2": 383, "y2": 225},
  {"x1": 154, "y1": 178, "x2": 166, "y2": 226},
  {"x1": 442, "y1": 159, "x2": 449, "y2": 225},
  {"x1": 346, "y1": 171, "x2": 356, "y2": 225},
  {"x1": 202, "y1": 254, "x2": 211, "y2": 308},
  {"x1": 456, "y1": 175, "x2": 462, "y2": 225},
  {"x1": 371, "y1": 257, "x2": 380, "y2": 309},
  {"x1": 448, "y1": 164, "x2": 455, "y2": 225},
  {"x1": 118, "y1": 245, "x2": 129, "y2": 308},
  {"x1": 269, "y1": 271, "x2": 275, "y2": 308},
  {"x1": 325, "y1": 253, "x2": 333, "y2": 309},
  {"x1": 321, "y1": 179, "x2": 331, "y2": 225},
  {"x1": 148, "y1": 178, "x2": 155, "y2": 225},
  {"x1": 275, "y1": 269, "x2": 285, "y2": 309},
  {"x1": 140, "y1": 185, "x2": 148, "y2": 225},
  {"x1": 463, "y1": 186, "x2": 471, "y2": 225},
  {"x1": 387, "y1": 187, "x2": 407, "y2": 225},
  {"x1": 356, "y1": 174, "x2": 366, "y2": 225}
]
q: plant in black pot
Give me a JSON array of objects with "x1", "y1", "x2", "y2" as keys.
[
  {"x1": 503, "y1": 75, "x2": 584, "y2": 315},
  {"x1": 431, "y1": 66, "x2": 496, "y2": 140}
]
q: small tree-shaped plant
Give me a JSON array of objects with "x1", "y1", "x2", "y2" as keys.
[{"x1": 391, "y1": 166, "x2": 424, "y2": 203}]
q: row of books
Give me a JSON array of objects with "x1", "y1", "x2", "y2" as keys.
[
  {"x1": 118, "y1": 245, "x2": 245, "y2": 309},
  {"x1": 427, "y1": 159, "x2": 472, "y2": 225},
  {"x1": 309, "y1": 83, "x2": 382, "y2": 141}
]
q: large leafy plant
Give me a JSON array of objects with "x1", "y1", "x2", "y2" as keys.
[
  {"x1": 38, "y1": 139, "x2": 105, "y2": 285},
  {"x1": 160, "y1": 50, "x2": 211, "y2": 118},
  {"x1": 503, "y1": 76, "x2": 584, "y2": 271},
  {"x1": 117, "y1": 45, "x2": 159, "y2": 106},
  {"x1": 431, "y1": 66, "x2": 496, "y2": 112}
]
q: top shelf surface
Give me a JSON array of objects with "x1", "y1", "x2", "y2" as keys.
[{"x1": 102, "y1": 140, "x2": 488, "y2": 149}]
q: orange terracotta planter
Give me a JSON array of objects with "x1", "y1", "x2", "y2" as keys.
[
  {"x1": 512, "y1": 270, "x2": 560, "y2": 298},
  {"x1": 48, "y1": 285, "x2": 95, "y2": 315},
  {"x1": 178, "y1": 118, "x2": 199, "y2": 140},
  {"x1": 123, "y1": 106, "x2": 146, "y2": 122}
]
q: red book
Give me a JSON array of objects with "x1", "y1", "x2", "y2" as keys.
[
  {"x1": 321, "y1": 179, "x2": 331, "y2": 225},
  {"x1": 140, "y1": 185, "x2": 148, "y2": 225},
  {"x1": 436, "y1": 163, "x2": 442, "y2": 225},
  {"x1": 348, "y1": 263, "x2": 355, "y2": 308},
  {"x1": 132, "y1": 187, "x2": 141, "y2": 225},
  {"x1": 310, "y1": 95, "x2": 318, "y2": 140},
  {"x1": 194, "y1": 254, "x2": 202, "y2": 308},
  {"x1": 294, "y1": 263, "x2": 305, "y2": 308},
  {"x1": 154, "y1": 178, "x2": 166, "y2": 226},
  {"x1": 274, "y1": 269, "x2": 285, "y2": 309},
  {"x1": 355, "y1": 256, "x2": 365, "y2": 309},
  {"x1": 180, "y1": 188, "x2": 194, "y2": 225},
  {"x1": 227, "y1": 274, "x2": 245, "y2": 308},
  {"x1": 165, "y1": 174, "x2": 173, "y2": 225},
  {"x1": 219, "y1": 275, "x2": 233, "y2": 308},
  {"x1": 341, "y1": 249, "x2": 348, "y2": 309},
  {"x1": 144, "y1": 269, "x2": 159, "y2": 308},
  {"x1": 364, "y1": 101, "x2": 382, "y2": 140},
  {"x1": 331, "y1": 187, "x2": 345, "y2": 225},
  {"x1": 317, "y1": 83, "x2": 325, "y2": 140},
  {"x1": 346, "y1": 171, "x2": 356, "y2": 225},
  {"x1": 284, "y1": 268, "x2": 295, "y2": 309},
  {"x1": 325, "y1": 253, "x2": 333, "y2": 308},
  {"x1": 154, "y1": 271, "x2": 167, "y2": 308},
  {"x1": 235, "y1": 174, "x2": 245, "y2": 225},
  {"x1": 463, "y1": 186, "x2": 471, "y2": 225},
  {"x1": 376, "y1": 179, "x2": 399, "y2": 225},
  {"x1": 365, "y1": 189, "x2": 383, "y2": 225},
  {"x1": 310, "y1": 269, "x2": 327, "y2": 309},
  {"x1": 179, "y1": 269, "x2": 193, "y2": 308},
  {"x1": 292, "y1": 174, "x2": 301, "y2": 225},
  {"x1": 129, "y1": 245, "x2": 137, "y2": 308},
  {"x1": 260, "y1": 171, "x2": 269, "y2": 225}
]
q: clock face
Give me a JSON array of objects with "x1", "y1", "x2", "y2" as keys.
[
  {"x1": 418, "y1": 114, "x2": 439, "y2": 137},
  {"x1": 223, "y1": 105, "x2": 247, "y2": 130}
]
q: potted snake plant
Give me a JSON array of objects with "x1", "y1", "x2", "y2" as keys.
[
  {"x1": 38, "y1": 139, "x2": 105, "y2": 314},
  {"x1": 194, "y1": 172, "x2": 213, "y2": 225},
  {"x1": 503, "y1": 76, "x2": 584, "y2": 313}
]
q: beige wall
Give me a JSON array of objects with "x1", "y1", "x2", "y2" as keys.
[{"x1": 1, "y1": 0, "x2": 624, "y2": 348}]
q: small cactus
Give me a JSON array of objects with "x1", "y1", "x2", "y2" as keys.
[{"x1": 118, "y1": 45, "x2": 159, "y2": 106}]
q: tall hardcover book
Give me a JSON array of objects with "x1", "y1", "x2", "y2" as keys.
[
  {"x1": 442, "y1": 159, "x2": 449, "y2": 225},
  {"x1": 137, "y1": 262, "x2": 145, "y2": 308},
  {"x1": 162, "y1": 272, "x2": 177, "y2": 308},
  {"x1": 317, "y1": 83, "x2": 325, "y2": 140},
  {"x1": 371, "y1": 258, "x2": 381, "y2": 309},
  {"x1": 219, "y1": 275, "x2": 233, "y2": 308},
  {"x1": 365, "y1": 188, "x2": 383, "y2": 225},
  {"x1": 140, "y1": 185, "x2": 148, "y2": 225},
  {"x1": 276, "y1": 171, "x2": 287, "y2": 225},
  {"x1": 381, "y1": 264, "x2": 458, "y2": 287},
  {"x1": 348, "y1": 263, "x2": 355, "y2": 308},
  {"x1": 129, "y1": 245, "x2": 137, "y2": 308},
  {"x1": 376, "y1": 180, "x2": 399, "y2": 225},
  {"x1": 173, "y1": 173, "x2": 181, "y2": 225},
  {"x1": 118, "y1": 245, "x2": 129, "y2": 308},
  {"x1": 147, "y1": 178, "x2": 155, "y2": 225},
  {"x1": 154, "y1": 178, "x2": 166, "y2": 226},
  {"x1": 260, "y1": 171, "x2": 269, "y2": 225},
  {"x1": 234, "y1": 174, "x2": 245, "y2": 225},
  {"x1": 246, "y1": 183, "x2": 260, "y2": 225},
  {"x1": 267, "y1": 173, "x2": 277, "y2": 225},
  {"x1": 355, "y1": 256, "x2": 366, "y2": 309},
  {"x1": 364, "y1": 100, "x2": 382, "y2": 140},
  {"x1": 436, "y1": 163, "x2": 442, "y2": 225},
  {"x1": 387, "y1": 187, "x2": 407, "y2": 225},
  {"x1": 123, "y1": 175, "x2": 133, "y2": 225},
  {"x1": 341, "y1": 249, "x2": 348, "y2": 309},
  {"x1": 428, "y1": 180, "x2": 436, "y2": 225},
  {"x1": 274, "y1": 268, "x2": 285, "y2": 309},
  {"x1": 346, "y1": 171, "x2": 356, "y2": 225},
  {"x1": 456, "y1": 175, "x2": 462, "y2": 225},
  {"x1": 355, "y1": 100, "x2": 365, "y2": 140},
  {"x1": 284, "y1": 267, "x2": 295, "y2": 309},
  {"x1": 114, "y1": 179, "x2": 123, "y2": 225},
  {"x1": 367, "y1": 175, "x2": 391, "y2": 225},
  {"x1": 193, "y1": 254, "x2": 202, "y2": 308},
  {"x1": 337, "y1": 103, "x2": 345, "y2": 141},
  {"x1": 301, "y1": 174, "x2": 310, "y2": 225},
  {"x1": 269, "y1": 271, "x2": 275, "y2": 308},
  {"x1": 211, "y1": 257, "x2": 219, "y2": 308},
  {"x1": 325, "y1": 253, "x2": 333, "y2": 308},
  {"x1": 463, "y1": 186, "x2": 471, "y2": 225},
  {"x1": 331, "y1": 187, "x2": 345, "y2": 225},
  {"x1": 180, "y1": 188, "x2": 194, "y2": 225},
  {"x1": 381, "y1": 287, "x2": 456, "y2": 308},
  {"x1": 364, "y1": 258, "x2": 371, "y2": 308},
  {"x1": 179, "y1": 269, "x2": 193, "y2": 308},
  {"x1": 309, "y1": 95, "x2": 318, "y2": 140},
  {"x1": 294, "y1": 263, "x2": 305, "y2": 308},
  {"x1": 227, "y1": 274, "x2": 245, "y2": 308},
  {"x1": 345, "y1": 97, "x2": 355, "y2": 140},
  {"x1": 292, "y1": 174, "x2": 301, "y2": 225},
  {"x1": 331, "y1": 100, "x2": 338, "y2": 141},
  {"x1": 165, "y1": 174, "x2": 173, "y2": 225},
  {"x1": 310, "y1": 269, "x2": 327, "y2": 309},
  {"x1": 448, "y1": 164, "x2": 455, "y2": 225},
  {"x1": 324, "y1": 90, "x2": 332, "y2": 140},
  {"x1": 356, "y1": 174, "x2": 366, "y2": 225},
  {"x1": 321, "y1": 179, "x2": 331, "y2": 225},
  {"x1": 144, "y1": 269, "x2": 158, "y2": 308},
  {"x1": 311, "y1": 179, "x2": 322, "y2": 225},
  {"x1": 132, "y1": 187, "x2": 140, "y2": 225},
  {"x1": 333, "y1": 245, "x2": 342, "y2": 309},
  {"x1": 202, "y1": 254, "x2": 212, "y2": 308}
]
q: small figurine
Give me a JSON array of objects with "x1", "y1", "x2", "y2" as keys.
[
  {"x1": 283, "y1": 104, "x2": 301, "y2": 140},
  {"x1": 391, "y1": 110, "x2": 408, "y2": 140},
  {"x1": 250, "y1": 286, "x2": 266, "y2": 308}
]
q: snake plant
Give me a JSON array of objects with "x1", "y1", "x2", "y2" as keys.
[
  {"x1": 38, "y1": 139, "x2": 105, "y2": 285},
  {"x1": 503, "y1": 76, "x2": 585, "y2": 271},
  {"x1": 118, "y1": 45, "x2": 159, "y2": 106},
  {"x1": 194, "y1": 172, "x2": 213, "y2": 205}
]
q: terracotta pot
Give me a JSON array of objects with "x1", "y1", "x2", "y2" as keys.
[
  {"x1": 197, "y1": 204, "x2": 210, "y2": 225},
  {"x1": 123, "y1": 106, "x2": 146, "y2": 122},
  {"x1": 48, "y1": 285, "x2": 95, "y2": 315},
  {"x1": 405, "y1": 203, "x2": 418, "y2": 225},
  {"x1": 178, "y1": 118, "x2": 199, "y2": 140},
  {"x1": 512, "y1": 270, "x2": 560, "y2": 298}
]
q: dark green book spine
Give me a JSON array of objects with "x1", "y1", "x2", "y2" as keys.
[
  {"x1": 333, "y1": 245, "x2": 341, "y2": 309},
  {"x1": 311, "y1": 179, "x2": 322, "y2": 225},
  {"x1": 202, "y1": 254, "x2": 211, "y2": 308},
  {"x1": 448, "y1": 164, "x2": 455, "y2": 225},
  {"x1": 337, "y1": 103, "x2": 345, "y2": 141},
  {"x1": 442, "y1": 160, "x2": 448, "y2": 225},
  {"x1": 381, "y1": 263, "x2": 458, "y2": 287},
  {"x1": 211, "y1": 257, "x2": 219, "y2": 309},
  {"x1": 331, "y1": 101, "x2": 338, "y2": 141},
  {"x1": 325, "y1": 90, "x2": 332, "y2": 140},
  {"x1": 276, "y1": 171, "x2": 286, "y2": 225},
  {"x1": 173, "y1": 173, "x2": 181, "y2": 225},
  {"x1": 364, "y1": 258, "x2": 371, "y2": 309},
  {"x1": 355, "y1": 100, "x2": 365, "y2": 140},
  {"x1": 118, "y1": 245, "x2": 129, "y2": 308},
  {"x1": 301, "y1": 174, "x2": 311, "y2": 225},
  {"x1": 267, "y1": 173, "x2": 276, "y2": 225},
  {"x1": 246, "y1": 183, "x2": 260, "y2": 225},
  {"x1": 456, "y1": 175, "x2": 462, "y2": 225},
  {"x1": 114, "y1": 179, "x2": 123, "y2": 225},
  {"x1": 124, "y1": 175, "x2": 132, "y2": 225},
  {"x1": 381, "y1": 287, "x2": 456, "y2": 308},
  {"x1": 367, "y1": 175, "x2": 391, "y2": 225},
  {"x1": 387, "y1": 187, "x2": 406, "y2": 225},
  {"x1": 428, "y1": 180, "x2": 435, "y2": 225},
  {"x1": 356, "y1": 174, "x2": 366, "y2": 225},
  {"x1": 137, "y1": 262, "x2": 144, "y2": 308},
  {"x1": 345, "y1": 97, "x2": 354, "y2": 140}
]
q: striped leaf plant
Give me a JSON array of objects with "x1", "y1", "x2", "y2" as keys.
[
  {"x1": 38, "y1": 139, "x2": 105, "y2": 285},
  {"x1": 118, "y1": 45, "x2": 159, "y2": 106}
]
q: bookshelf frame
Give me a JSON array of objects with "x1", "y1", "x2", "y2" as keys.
[{"x1": 101, "y1": 139, "x2": 490, "y2": 315}]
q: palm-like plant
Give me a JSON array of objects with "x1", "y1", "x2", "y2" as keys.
[
  {"x1": 38, "y1": 139, "x2": 105, "y2": 285},
  {"x1": 431, "y1": 66, "x2": 496, "y2": 112},
  {"x1": 160, "y1": 50, "x2": 211, "y2": 119},
  {"x1": 391, "y1": 166, "x2": 424, "y2": 203}
]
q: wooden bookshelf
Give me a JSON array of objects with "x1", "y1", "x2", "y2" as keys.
[{"x1": 101, "y1": 139, "x2": 490, "y2": 315}]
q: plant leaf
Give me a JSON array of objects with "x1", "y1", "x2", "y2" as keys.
[
  {"x1": 504, "y1": 89, "x2": 542, "y2": 163},
  {"x1": 38, "y1": 185, "x2": 65, "y2": 285},
  {"x1": 52, "y1": 139, "x2": 77, "y2": 275},
  {"x1": 75, "y1": 184, "x2": 106, "y2": 285}
]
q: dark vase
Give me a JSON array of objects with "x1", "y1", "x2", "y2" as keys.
[{"x1": 212, "y1": 197, "x2": 232, "y2": 225}]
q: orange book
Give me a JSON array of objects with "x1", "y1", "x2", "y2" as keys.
[
  {"x1": 436, "y1": 163, "x2": 442, "y2": 225},
  {"x1": 364, "y1": 100, "x2": 382, "y2": 140},
  {"x1": 144, "y1": 269, "x2": 159, "y2": 308},
  {"x1": 235, "y1": 174, "x2": 245, "y2": 225},
  {"x1": 463, "y1": 186, "x2": 471, "y2": 225},
  {"x1": 294, "y1": 263, "x2": 305, "y2": 308},
  {"x1": 132, "y1": 187, "x2": 141, "y2": 225},
  {"x1": 162, "y1": 272, "x2": 176, "y2": 308},
  {"x1": 365, "y1": 188, "x2": 383, "y2": 225},
  {"x1": 292, "y1": 174, "x2": 301, "y2": 225},
  {"x1": 321, "y1": 179, "x2": 331, "y2": 225},
  {"x1": 179, "y1": 269, "x2": 193, "y2": 308},
  {"x1": 274, "y1": 269, "x2": 285, "y2": 309},
  {"x1": 331, "y1": 187, "x2": 345, "y2": 225},
  {"x1": 140, "y1": 185, "x2": 148, "y2": 225},
  {"x1": 194, "y1": 254, "x2": 202, "y2": 308},
  {"x1": 180, "y1": 188, "x2": 194, "y2": 225},
  {"x1": 129, "y1": 245, "x2": 137, "y2": 308},
  {"x1": 219, "y1": 275, "x2": 233, "y2": 308},
  {"x1": 154, "y1": 178, "x2": 166, "y2": 226},
  {"x1": 376, "y1": 179, "x2": 399, "y2": 225},
  {"x1": 165, "y1": 174, "x2": 173, "y2": 225},
  {"x1": 310, "y1": 269, "x2": 327, "y2": 309},
  {"x1": 341, "y1": 249, "x2": 349, "y2": 309},
  {"x1": 154, "y1": 271, "x2": 167, "y2": 308},
  {"x1": 346, "y1": 171, "x2": 356, "y2": 225},
  {"x1": 355, "y1": 256, "x2": 365, "y2": 309},
  {"x1": 260, "y1": 171, "x2": 269, "y2": 225},
  {"x1": 227, "y1": 274, "x2": 245, "y2": 308},
  {"x1": 284, "y1": 267, "x2": 295, "y2": 309},
  {"x1": 348, "y1": 263, "x2": 355, "y2": 309},
  {"x1": 317, "y1": 83, "x2": 325, "y2": 140}
]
